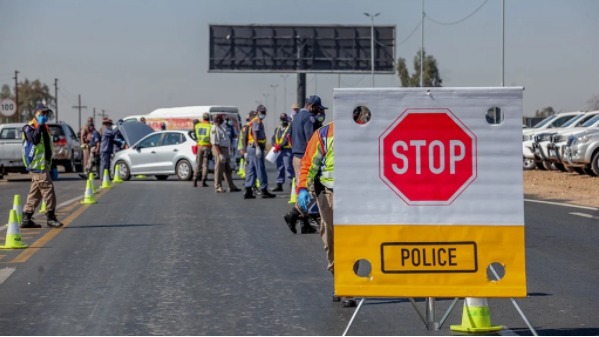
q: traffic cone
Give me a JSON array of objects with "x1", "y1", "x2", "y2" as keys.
[
  {"x1": 39, "y1": 199, "x2": 47, "y2": 213},
  {"x1": 81, "y1": 179, "x2": 97, "y2": 204},
  {"x1": 101, "y1": 169, "x2": 112, "y2": 189},
  {"x1": 112, "y1": 165, "x2": 124, "y2": 184},
  {"x1": 6, "y1": 195, "x2": 23, "y2": 227},
  {"x1": 256, "y1": 178, "x2": 260, "y2": 188},
  {"x1": 0, "y1": 210, "x2": 28, "y2": 249},
  {"x1": 89, "y1": 173, "x2": 98, "y2": 194},
  {"x1": 288, "y1": 178, "x2": 297, "y2": 204},
  {"x1": 450, "y1": 298, "x2": 502, "y2": 333},
  {"x1": 237, "y1": 159, "x2": 245, "y2": 177},
  {"x1": 136, "y1": 175, "x2": 147, "y2": 178}
]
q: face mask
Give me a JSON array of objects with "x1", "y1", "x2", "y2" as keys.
[
  {"x1": 245, "y1": 119, "x2": 250, "y2": 123},
  {"x1": 37, "y1": 115, "x2": 49, "y2": 124},
  {"x1": 258, "y1": 114, "x2": 266, "y2": 120},
  {"x1": 317, "y1": 114, "x2": 325, "y2": 123},
  {"x1": 280, "y1": 120, "x2": 288, "y2": 126},
  {"x1": 226, "y1": 120, "x2": 232, "y2": 126}
]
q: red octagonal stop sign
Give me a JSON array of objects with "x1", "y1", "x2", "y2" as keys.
[{"x1": 379, "y1": 108, "x2": 477, "y2": 206}]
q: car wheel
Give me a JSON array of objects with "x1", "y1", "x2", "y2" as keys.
[
  {"x1": 115, "y1": 160, "x2": 131, "y2": 181},
  {"x1": 591, "y1": 151, "x2": 599, "y2": 176},
  {"x1": 572, "y1": 167, "x2": 586, "y2": 175},
  {"x1": 155, "y1": 175, "x2": 169, "y2": 181},
  {"x1": 523, "y1": 159, "x2": 536, "y2": 170},
  {"x1": 583, "y1": 167, "x2": 597, "y2": 177},
  {"x1": 542, "y1": 161, "x2": 556, "y2": 171},
  {"x1": 64, "y1": 153, "x2": 76, "y2": 173},
  {"x1": 176, "y1": 159, "x2": 193, "y2": 181},
  {"x1": 554, "y1": 163, "x2": 568, "y2": 172},
  {"x1": 535, "y1": 160, "x2": 546, "y2": 170},
  {"x1": 564, "y1": 165, "x2": 575, "y2": 173}
]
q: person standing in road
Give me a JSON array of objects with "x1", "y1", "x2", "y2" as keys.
[
  {"x1": 210, "y1": 115, "x2": 241, "y2": 193},
  {"x1": 297, "y1": 120, "x2": 356, "y2": 308},
  {"x1": 283, "y1": 95, "x2": 327, "y2": 232},
  {"x1": 193, "y1": 113, "x2": 212, "y2": 188},
  {"x1": 243, "y1": 105, "x2": 275, "y2": 199},
  {"x1": 86, "y1": 123, "x2": 101, "y2": 176},
  {"x1": 98, "y1": 118, "x2": 116, "y2": 182},
  {"x1": 20, "y1": 103, "x2": 63, "y2": 229},
  {"x1": 270, "y1": 113, "x2": 293, "y2": 192},
  {"x1": 80, "y1": 117, "x2": 94, "y2": 173}
]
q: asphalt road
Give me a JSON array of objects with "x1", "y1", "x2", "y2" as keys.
[{"x1": 0, "y1": 167, "x2": 597, "y2": 335}]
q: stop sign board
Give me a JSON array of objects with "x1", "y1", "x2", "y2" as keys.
[{"x1": 379, "y1": 108, "x2": 477, "y2": 206}]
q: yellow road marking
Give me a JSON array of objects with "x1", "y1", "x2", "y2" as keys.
[{"x1": 9, "y1": 188, "x2": 110, "y2": 263}]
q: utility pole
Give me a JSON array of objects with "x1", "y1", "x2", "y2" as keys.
[
  {"x1": 54, "y1": 79, "x2": 58, "y2": 122},
  {"x1": 100, "y1": 109, "x2": 107, "y2": 120},
  {"x1": 262, "y1": 93, "x2": 270, "y2": 110},
  {"x1": 13, "y1": 70, "x2": 19, "y2": 122},
  {"x1": 364, "y1": 12, "x2": 380, "y2": 87},
  {"x1": 72, "y1": 95, "x2": 87, "y2": 130},
  {"x1": 421, "y1": 0, "x2": 425, "y2": 87},
  {"x1": 280, "y1": 75, "x2": 289, "y2": 113},
  {"x1": 93, "y1": 107, "x2": 96, "y2": 126}
]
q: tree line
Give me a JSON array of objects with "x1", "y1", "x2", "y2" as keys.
[{"x1": 1, "y1": 80, "x2": 55, "y2": 124}]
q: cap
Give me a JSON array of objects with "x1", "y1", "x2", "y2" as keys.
[
  {"x1": 279, "y1": 113, "x2": 288, "y2": 120},
  {"x1": 305, "y1": 95, "x2": 328, "y2": 110},
  {"x1": 291, "y1": 103, "x2": 300, "y2": 109},
  {"x1": 192, "y1": 119, "x2": 199, "y2": 124},
  {"x1": 256, "y1": 105, "x2": 267, "y2": 112},
  {"x1": 34, "y1": 103, "x2": 51, "y2": 113},
  {"x1": 102, "y1": 118, "x2": 113, "y2": 125},
  {"x1": 202, "y1": 112, "x2": 210, "y2": 120}
]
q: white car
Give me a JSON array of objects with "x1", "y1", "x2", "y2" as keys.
[
  {"x1": 564, "y1": 128, "x2": 599, "y2": 176},
  {"x1": 111, "y1": 124, "x2": 197, "y2": 181},
  {"x1": 522, "y1": 112, "x2": 583, "y2": 169}
]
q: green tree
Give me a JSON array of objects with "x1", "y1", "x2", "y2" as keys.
[
  {"x1": 588, "y1": 94, "x2": 599, "y2": 111},
  {"x1": 15, "y1": 79, "x2": 55, "y2": 122},
  {"x1": 534, "y1": 107, "x2": 556, "y2": 118},
  {"x1": 397, "y1": 49, "x2": 443, "y2": 87}
]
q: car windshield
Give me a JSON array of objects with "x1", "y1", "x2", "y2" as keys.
[
  {"x1": 582, "y1": 114, "x2": 599, "y2": 127},
  {"x1": 48, "y1": 126, "x2": 65, "y2": 136},
  {"x1": 561, "y1": 114, "x2": 585, "y2": 128},
  {"x1": 532, "y1": 115, "x2": 557, "y2": 128}
]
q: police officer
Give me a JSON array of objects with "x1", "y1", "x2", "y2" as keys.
[
  {"x1": 297, "y1": 120, "x2": 356, "y2": 307},
  {"x1": 193, "y1": 113, "x2": 212, "y2": 187},
  {"x1": 210, "y1": 115, "x2": 241, "y2": 193},
  {"x1": 20, "y1": 103, "x2": 63, "y2": 228},
  {"x1": 80, "y1": 117, "x2": 94, "y2": 173},
  {"x1": 98, "y1": 118, "x2": 116, "y2": 182},
  {"x1": 283, "y1": 95, "x2": 327, "y2": 232},
  {"x1": 243, "y1": 105, "x2": 275, "y2": 199},
  {"x1": 271, "y1": 113, "x2": 293, "y2": 192},
  {"x1": 86, "y1": 122, "x2": 101, "y2": 176}
]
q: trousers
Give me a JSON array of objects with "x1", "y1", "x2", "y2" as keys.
[
  {"x1": 276, "y1": 148, "x2": 294, "y2": 184},
  {"x1": 194, "y1": 146, "x2": 211, "y2": 182},
  {"x1": 99, "y1": 152, "x2": 111, "y2": 181},
  {"x1": 244, "y1": 146, "x2": 267, "y2": 189},
  {"x1": 24, "y1": 167, "x2": 56, "y2": 214},
  {"x1": 317, "y1": 187, "x2": 334, "y2": 271},
  {"x1": 212, "y1": 147, "x2": 237, "y2": 190}
]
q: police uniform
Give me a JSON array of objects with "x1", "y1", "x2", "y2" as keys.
[
  {"x1": 271, "y1": 114, "x2": 294, "y2": 191},
  {"x1": 243, "y1": 105, "x2": 275, "y2": 199},
  {"x1": 193, "y1": 113, "x2": 212, "y2": 187},
  {"x1": 99, "y1": 119, "x2": 115, "y2": 182},
  {"x1": 20, "y1": 103, "x2": 63, "y2": 228}
]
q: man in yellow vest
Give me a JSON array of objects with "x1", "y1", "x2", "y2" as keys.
[
  {"x1": 243, "y1": 105, "x2": 275, "y2": 199},
  {"x1": 20, "y1": 103, "x2": 63, "y2": 228},
  {"x1": 270, "y1": 113, "x2": 293, "y2": 192},
  {"x1": 193, "y1": 112, "x2": 212, "y2": 187}
]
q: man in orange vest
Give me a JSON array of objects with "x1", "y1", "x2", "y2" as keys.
[{"x1": 243, "y1": 105, "x2": 276, "y2": 199}]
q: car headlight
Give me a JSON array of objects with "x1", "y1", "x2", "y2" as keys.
[
  {"x1": 578, "y1": 135, "x2": 590, "y2": 144},
  {"x1": 552, "y1": 135, "x2": 564, "y2": 143}
]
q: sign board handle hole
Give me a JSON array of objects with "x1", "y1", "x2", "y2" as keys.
[
  {"x1": 353, "y1": 259, "x2": 372, "y2": 278},
  {"x1": 487, "y1": 262, "x2": 505, "y2": 281},
  {"x1": 353, "y1": 106, "x2": 371, "y2": 125}
]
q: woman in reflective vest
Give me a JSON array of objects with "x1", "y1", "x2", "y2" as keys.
[{"x1": 193, "y1": 113, "x2": 213, "y2": 187}]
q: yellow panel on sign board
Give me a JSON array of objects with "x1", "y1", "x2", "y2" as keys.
[{"x1": 333, "y1": 88, "x2": 526, "y2": 298}]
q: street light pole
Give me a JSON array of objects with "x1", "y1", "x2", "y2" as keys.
[
  {"x1": 364, "y1": 12, "x2": 380, "y2": 88},
  {"x1": 281, "y1": 75, "x2": 289, "y2": 113}
]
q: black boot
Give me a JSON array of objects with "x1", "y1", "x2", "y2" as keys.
[
  {"x1": 252, "y1": 186, "x2": 261, "y2": 195},
  {"x1": 260, "y1": 189, "x2": 276, "y2": 199},
  {"x1": 20, "y1": 212, "x2": 41, "y2": 229},
  {"x1": 283, "y1": 208, "x2": 299, "y2": 234},
  {"x1": 201, "y1": 180, "x2": 208, "y2": 187},
  {"x1": 46, "y1": 211, "x2": 64, "y2": 228},
  {"x1": 271, "y1": 183, "x2": 283, "y2": 192},
  {"x1": 243, "y1": 187, "x2": 256, "y2": 199},
  {"x1": 300, "y1": 215, "x2": 318, "y2": 234},
  {"x1": 193, "y1": 179, "x2": 197, "y2": 187}
]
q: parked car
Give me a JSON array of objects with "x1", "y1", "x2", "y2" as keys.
[
  {"x1": 564, "y1": 128, "x2": 599, "y2": 176},
  {"x1": 0, "y1": 121, "x2": 82, "y2": 174},
  {"x1": 536, "y1": 111, "x2": 599, "y2": 172},
  {"x1": 111, "y1": 125, "x2": 197, "y2": 181},
  {"x1": 522, "y1": 112, "x2": 583, "y2": 170}
]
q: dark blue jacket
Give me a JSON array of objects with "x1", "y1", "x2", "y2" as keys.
[
  {"x1": 100, "y1": 127, "x2": 114, "y2": 154},
  {"x1": 290, "y1": 108, "x2": 316, "y2": 158}
]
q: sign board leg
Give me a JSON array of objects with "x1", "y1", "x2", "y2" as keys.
[
  {"x1": 342, "y1": 298, "x2": 366, "y2": 336},
  {"x1": 408, "y1": 297, "x2": 428, "y2": 328},
  {"x1": 438, "y1": 298, "x2": 460, "y2": 328},
  {"x1": 426, "y1": 297, "x2": 440, "y2": 330}
]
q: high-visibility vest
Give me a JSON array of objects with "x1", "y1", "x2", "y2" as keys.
[
  {"x1": 22, "y1": 119, "x2": 53, "y2": 173},
  {"x1": 195, "y1": 122, "x2": 212, "y2": 146},
  {"x1": 317, "y1": 123, "x2": 334, "y2": 189},
  {"x1": 247, "y1": 117, "x2": 266, "y2": 145},
  {"x1": 275, "y1": 126, "x2": 291, "y2": 149}
]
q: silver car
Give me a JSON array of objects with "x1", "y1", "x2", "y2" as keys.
[{"x1": 111, "y1": 129, "x2": 197, "y2": 181}]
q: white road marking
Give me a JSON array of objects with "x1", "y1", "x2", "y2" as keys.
[
  {"x1": 0, "y1": 268, "x2": 16, "y2": 285},
  {"x1": 569, "y1": 212, "x2": 599, "y2": 220},
  {"x1": 524, "y1": 199, "x2": 599, "y2": 211},
  {"x1": 0, "y1": 195, "x2": 83, "y2": 233}
]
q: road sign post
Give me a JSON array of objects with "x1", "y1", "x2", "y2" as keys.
[{"x1": 334, "y1": 88, "x2": 526, "y2": 298}]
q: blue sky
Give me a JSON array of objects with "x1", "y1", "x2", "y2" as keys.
[{"x1": 0, "y1": 0, "x2": 598, "y2": 135}]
